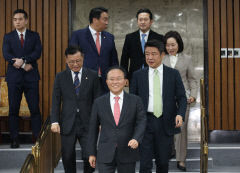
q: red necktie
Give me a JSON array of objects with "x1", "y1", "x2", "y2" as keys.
[
  {"x1": 114, "y1": 96, "x2": 120, "y2": 126},
  {"x1": 96, "y1": 32, "x2": 101, "y2": 76},
  {"x1": 20, "y1": 34, "x2": 24, "y2": 48},
  {"x1": 96, "y1": 32, "x2": 101, "y2": 55}
]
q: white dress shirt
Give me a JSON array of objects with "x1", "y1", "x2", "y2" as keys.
[
  {"x1": 71, "y1": 68, "x2": 82, "y2": 83},
  {"x1": 110, "y1": 91, "x2": 124, "y2": 116},
  {"x1": 16, "y1": 28, "x2": 26, "y2": 40},
  {"x1": 147, "y1": 64, "x2": 163, "y2": 112},
  {"x1": 139, "y1": 30, "x2": 150, "y2": 42},
  {"x1": 89, "y1": 25, "x2": 101, "y2": 45},
  {"x1": 169, "y1": 54, "x2": 178, "y2": 68}
]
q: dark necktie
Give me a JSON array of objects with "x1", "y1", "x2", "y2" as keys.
[
  {"x1": 74, "y1": 72, "x2": 80, "y2": 95},
  {"x1": 20, "y1": 34, "x2": 24, "y2": 48}
]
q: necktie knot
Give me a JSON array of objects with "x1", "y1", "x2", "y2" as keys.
[
  {"x1": 154, "y1": 69, "x2": 159, "y2": 75},
  {"x1": 114, "y1": 96, "x2": 120, "y2": 102},
  {"x1": 142, "y1": 33, "x2": 146, "y2": 39},
  {"x1": 74, "y1": 72, "x2": 79, "y2": 75}
]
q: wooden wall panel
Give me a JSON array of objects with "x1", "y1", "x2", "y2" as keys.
[
  {"x1": 207, "y1": 0, "x2": 215, "y2": 130},
  {"x1": 220, "y1": 0, "x2": 228, "y2": 130},
  {"x1": 208, "y1": 0, "x2": 240, "y2": 130},
  {"x1": 213, "y1": 0, "x2": 221, "y2": 129},
  {"x1": 0, "y1": 0, "x2": 68, "y2": 125},
  {"x1": 234, "y1": 0, "x2": 240, "y2": 130},
  {"x1": 0, "y1": 0, "x2": 6, "y2": 76}
]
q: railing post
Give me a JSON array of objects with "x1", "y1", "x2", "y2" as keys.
[{"x1": 200, "y1": 78, "x2": 208, "y2": 173}]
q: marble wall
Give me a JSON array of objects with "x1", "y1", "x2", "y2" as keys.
[
  {"x1": 71, "y1": 0, "x2": 203, "y2": 141},
  {"x1": 71, "y1": 0, "x2": 204, "y2": 80}
]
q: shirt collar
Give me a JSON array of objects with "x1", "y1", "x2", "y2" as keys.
[
  {"x1": 149, "y1": 63, "x2": 163, "y2": 74},
  {"x1": 170, "y1": 53, "x2": 178, "y2": 58},
  {"x1": 71, "y1": 68, "x2": 82, "y2": 76},
  {"x1": 89, "y1": 25, "x2": 101, "y2": 36},
  {"x1": 110, "y1": 90, "x2": 124, "y2": 100},
  {"x1": 16, "y1": 28, "x2": 26, "y2": 36},
  {"x1": 139, "y1": 30, "x2": 150, "y2": 37}
]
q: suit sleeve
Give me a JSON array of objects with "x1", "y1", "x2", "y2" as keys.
[
  {"x1": 2, "y1": 34, "x2": 16, "y2": 64},
  {"x1": 93, "y1": 73, "x2": 103, "y2": 99},
  {"x1": 120, "y1": 35, "x2": 130, "y2": 79},
  {"x1": 87, "y1": 101, "x2": 100, "y2": 157},
  {"x1": 24, "y1": 32, "x2": 42, "y2": 63},
  {"x1": 129, "y1": 72, "x2": 138, "y2": 95},
  {"x1": 50, "y1": 74, "x2": 62, "y2": 123},
  {"x1": 69, "y1": 31, "x2": 79, "y2": 46},
  {"x1": 175, "y1": 70, "x2": 187, "y2": 120},
  {"x1": 132, "y1": 97, "x2": 146, "y2": 143},
  {"x1": 186, "y1": 56, "x2": 198, "y2": 98},
  {"x1": 110, "y1": 35, "x2": 119, "y2": 66}
]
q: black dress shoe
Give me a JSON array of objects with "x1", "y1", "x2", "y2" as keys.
[
  {"x1": 11, "y1": 140, "x2": 20, "y2": 148},
  {"x1": 177, "y1": 162, "x2": 186, "y2": 172}
]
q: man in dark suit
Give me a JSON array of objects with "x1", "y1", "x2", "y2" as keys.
[
  {"x1": 120, "y1": 8, "x2": 164, "y2": 84},
  {"x1": 69, "y1": 7, "x2": 119, "y2": 92},
  {"x1": 130, "y1": 40, "x2": 187, "y2": 173},
  {"x1": 87, "y1": 66, "x2": 146, "y2": 173},
  {"x1": 2, "y1": 9, "x2": 42, "y2": 148},
  {"x1": 50, "y1": 46, "x2": 102, "y2": 173}
]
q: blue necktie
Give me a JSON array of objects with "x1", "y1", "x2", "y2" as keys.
[
  {"x1": 74, "y1": 72, "x2": 80, "y2": 95},
  {"x1": 141, "y1": 33, "x2": 147, "y2": 69},
  {"x1": 141, "y1": 33, "x2": 147, "y2": 53}
]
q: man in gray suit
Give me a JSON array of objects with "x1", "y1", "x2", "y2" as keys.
[
  {"x1": 50, "y1": 45, "x2": 102, "y2": 173},
  {"x1": 87, "y1": 66, "x2": 146, "y2": 173}
]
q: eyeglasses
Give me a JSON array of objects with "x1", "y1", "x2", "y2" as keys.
[
  {"x1": 107, "y1": 77, "x2": 125, "y2": 82},
  {"x1": 68, "y1": 59, "x2": 82, "y2": 65}
]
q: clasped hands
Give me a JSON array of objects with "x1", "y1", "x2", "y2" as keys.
[
  {"x1": 89, "y1": 139, "x2": 139, "y2": 168},
  {"x1": 12, "y1": 58, "x2": 32, "y2": 71}
]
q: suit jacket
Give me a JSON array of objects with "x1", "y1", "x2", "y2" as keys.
[
  {"x1": 162, "y1": 53, "x2": 198, "y2": 99},
  {"x1": 50, "y1": 67, "x2": 102, "y2": 135},
  {"x1": 2, "y1": 29, "x2": 42, "y2": 83},
  {"x1": 87, "y1": 92, "x2": 146, "y2": 163},
  {"x1": 120, "y1": 30, "x2": 164, "y2": 81},
  {"x1": 69, "y1": 27, "x2": 119, "y2": 90},
  {"x1": 130, "y1": 65, "x2": 187, "y2": 136}
]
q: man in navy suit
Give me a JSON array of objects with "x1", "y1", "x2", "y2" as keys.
[
  {"x1": 2, "y1": 9, "x2": 42, "y2": 148},
  {"x1": 69, "y1": 7, "x2": 119, "y2": 92},
  {"x1": 120, "y1": 8, "x2": 164, "y2": 84},
  {"x1": 130, "y1": 40, "x2": 187, "y2": 173}
]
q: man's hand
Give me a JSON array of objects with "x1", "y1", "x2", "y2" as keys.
[
  {"x1": 89, "y1": 155, "x2": 96, "y2": 168},
  {"x1": 51, "y1": 123, "x2": 60, "y2": 133},
  {"x1": 12, "y1": 58, "x2": 24, "y2": 68},
  {"x1": 175, "y1": 115, "x2": 183, "y2": 128},
  {"x1": 187, "y1": 96, "x2": 196, "y2": 104},
  {"x1": 24, "y1": 64, "x2": 33, "y2": 71},
  {"x1": 128, "y1": 139, "x2": 139, "y2": 149}
]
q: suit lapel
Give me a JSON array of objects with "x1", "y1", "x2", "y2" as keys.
[
  {"x1": 162, "y1": 65, "x2": 168, "y2": 105},
  {"x1": 104, "y1": 93, "x2": 117, "y2": 126},
  {"x1": 134, "y1": 31, "x2": 143, "y2": 55},
  {"x1": 78, "y1": 68, "x2": 88, "y2": 95},
  {"x1": 118, "y1": 91, "x2": 128, "y2": 125},
  {"x1": 86, "y1": 27, "x2": 99, "y2": 55},
  {"x1": 66, "y1": 69, "x2": 78, "y2": 100},
  {"x1": 24, "y1": 30, "x2": 30, "y2": 49},
  {"x1": 100, "y1": 31, "x2": 107, "y2": 56},
  {"x1": 13, "y1": 30, "x2": 22, "y2": 49}
]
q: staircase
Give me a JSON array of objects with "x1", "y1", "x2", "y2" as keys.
[{"x1": 1, "y1": 140, "x2": 240, "y2": 172}]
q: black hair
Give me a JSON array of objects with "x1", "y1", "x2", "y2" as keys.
[
  {"x1": 65, "y1": 45, "x2": 84, "y2": 57},
  {"x1": 164, "y1": 30, "x2": 184, "y2": 53},
  {"x1": 136, "y1": 8, "x2": 153, "y2": 20},
  {"x1": 89, "y1": 7, "x2": 108, "y2": 24},
  {"x1": 106, "y1": 66, "x2": 127, "y2": 79},
  {"x1": 145, "y1": 39, "x2": 165, "y2": 54},
  {"x1": 13, "y1": 9, "x2": 28, "y2": 19}
]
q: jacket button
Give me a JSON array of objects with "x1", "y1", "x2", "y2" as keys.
[{"x1": 77, "y1": 109, "x2": 80, "y2": 112}]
